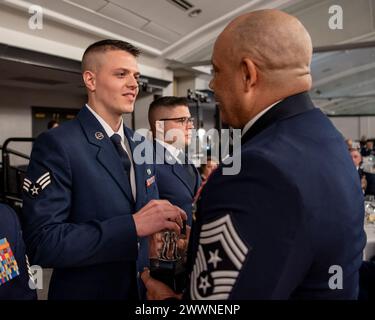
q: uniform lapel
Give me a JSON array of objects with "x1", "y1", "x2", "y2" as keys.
[
  {"x1": 77, "y1": 106, "x2": 134, "y2": 202},
  {"x1": 155, "y1": 140, "x2": 195, "y2": 196},
  {"x1": 173, "y1": 164, "x2": 195, "y2": 196},
  {"x1": 173, "y1": 154, "x2": 197, "y2": 197}
]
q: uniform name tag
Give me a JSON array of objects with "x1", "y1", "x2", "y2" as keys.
[
  {"x1": 0, "y1": 238, "x2": 20, "y2": 286},
  {"x1": 146, "y1": 176, "x2": 155, "y2": 187}
]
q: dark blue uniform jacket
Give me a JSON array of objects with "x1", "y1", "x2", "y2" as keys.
[
  {"x1": 187, "y1": 92, "x2": 366, "y2": 300},
  {"x1": 22, "y1": 106, "x2": 158, "y2": 300},
  {"x1": 0, "y1": 204, "x2": 37, "y2": 300}
]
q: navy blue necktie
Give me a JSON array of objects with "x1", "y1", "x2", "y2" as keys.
[
  {"x1": 111, "y1": 134, "x2": 131, "y2": 175},
  {"x1": 178, "y1": 152, "x2": 196, "y2": 192}
]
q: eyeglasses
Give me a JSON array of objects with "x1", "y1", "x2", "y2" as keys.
[{"x1": 159, "y1": 117, "x2": 195, "y2": 126}]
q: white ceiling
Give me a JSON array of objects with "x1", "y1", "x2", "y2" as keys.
[
  {"x1": 2, "y1": 0, "x2": 302, "y2": 59},
  {"x1": 311, "y1": 47, "x2": 375, "y2": 115},
  {"x1": 1, "y1": 0, "x2": 375, "y2": 115}
]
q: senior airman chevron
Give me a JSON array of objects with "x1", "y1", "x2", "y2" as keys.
[
  {"x1": 190, "y1": 214, "x2": 249, "y2": 300},
  {"x1": 23, "y1": 172, "x2": 52, "y2": 198}
]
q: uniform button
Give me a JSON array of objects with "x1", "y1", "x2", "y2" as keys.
[
  {"x1": 137, "y1": 272, "x2": 140, "y2": 278},
  {"x1": 137, "y1": 242, "x2": 140, "y2": 250}
]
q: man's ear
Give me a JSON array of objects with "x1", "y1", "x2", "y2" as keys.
[
  {"x1": 83, "y1": 70, "x2": 96, "y2": 92},
  {"x1": 155, "y1": 120, "x2": 165, "y2": 140},
  {"x1": 241, "y1": 58, "x2": 257, "y2": 92}
]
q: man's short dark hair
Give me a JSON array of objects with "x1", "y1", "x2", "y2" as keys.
[
  {"x1": 148, "y1": 96, "x2": 190, "y2": 134},
  {"x1": 149, "y1": 96, "x2": 189, "y2": 115},
  {"x1": 82, "y1": 39, "x2": 141, "y2": 72}
]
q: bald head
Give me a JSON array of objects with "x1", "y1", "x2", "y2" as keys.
[
  {"x1": 220, "y1": 9, "x2": 312, "y2": 86},
  {"x1": 209, "y1": 9, "x2": 313, "y2": 128}
]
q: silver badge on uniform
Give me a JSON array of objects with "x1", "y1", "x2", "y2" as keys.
[
  {"x1": 95, "y1": 132, "x2": 104, "y2": 140},
  {"x1": 147, "y1": 168, "x2": 151, "y2": 175},
  {"x1": 190, "y1": 214, "x2": 249, "y2": 300},
  {"x1": 23, "y1": 172, "x2": 52, "y2": 198},
  {"x1": 166, "y1": 155, "x2": 173, "y2": 163}
]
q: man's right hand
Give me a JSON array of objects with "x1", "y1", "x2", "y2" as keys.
[{"x1": 133, "y1": 200, "x2": 187, "y2": 237}]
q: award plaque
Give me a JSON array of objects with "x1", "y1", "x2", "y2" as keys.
[{"x1": 149, "y1": 223, "x2": 189, "y2": 293}]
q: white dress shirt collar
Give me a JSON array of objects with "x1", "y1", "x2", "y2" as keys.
[
  {"x1": 155, "y1": 139, "x2": 183, "y2": 164},
  {"x1": 86, "y1": 104, "x2": 124, "y2": 141},
  {"x1": 86, "y1": 104, "x2": 136, "y2": 200},
  {"x1": 242, "y1": 100, "x2": 282, "y2": 137}
]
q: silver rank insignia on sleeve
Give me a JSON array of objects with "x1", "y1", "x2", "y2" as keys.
[
  {"x1": 25, "y1": 254, "x2": 35, "y2": 287},
  {"x1": 190, "y1": 214, "x2": 249, "y2": 300},
  {"x1": 23, "y1": 172, "x2": 52, "y2": 198}
]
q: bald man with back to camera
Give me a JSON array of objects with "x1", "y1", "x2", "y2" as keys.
[{"x1": 142, "y1": 9, "x2": 366, "y2": 300}]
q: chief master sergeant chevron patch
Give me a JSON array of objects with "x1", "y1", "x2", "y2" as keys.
[{"x1": 190, "y1": 214, "x2": 249, "y2": 300}]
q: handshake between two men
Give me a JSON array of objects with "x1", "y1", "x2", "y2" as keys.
[{"x1": 132, "y1": 199, "x2": 190, "y2": 300}]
